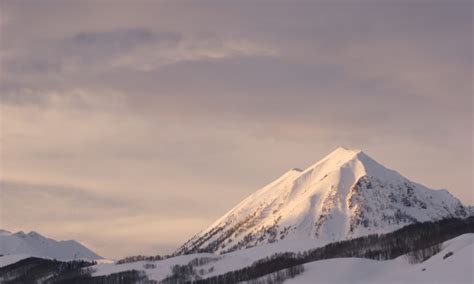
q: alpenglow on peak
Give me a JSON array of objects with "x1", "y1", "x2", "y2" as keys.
[{"x1": 176, "y1": 148, "x2": 468, "y2": 255}]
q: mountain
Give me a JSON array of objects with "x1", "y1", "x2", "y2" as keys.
[
  {"x1": 176, "y1": 147, "x2": 468, "y2": 255},
  {"x1": 0, "y1": 229, "x2": 102, "y2": 261}
]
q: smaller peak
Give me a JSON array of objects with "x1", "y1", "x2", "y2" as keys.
[
  {"x1": 13, "y1": 231, "x2": 26, "y2": 237},
  {"x1": 274, "y1": 167, "x2": 304, "y2": 183},
  {"x1": 323, "y1": 147, "x2": 363, "y2": 161},
  {"x1": 27, "y1": 231, "x2": 42, "y2": 238},
  {"x1": 305, "y1": 147, "x2": 368, "y2": 173},
  {"x1": 332, "y1": 146, "x2": 362, "y2": 154},
  {"x1": 280, "y1": 167, "x2": 303, "y2": 178}
]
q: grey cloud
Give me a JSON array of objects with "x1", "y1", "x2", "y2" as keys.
[
  {"x1": 0, "y1": 29, "x2": 276, "y2": 106},
  {"x1": 0, "y1": 179, "x2": 221, "y2": 222},
  {"x1": 0, "y1": 180, "x2": 130, "y2": 220},
  {"x1": 60, "y1": 29, "x2": 180, "y2": 66},
  {"x1": 1, "y1": 28, "x2": 171, "y2": 76},
  {"x1": 67, "y1": 28, "x2": 157, "y2": 48},
  {"x1": 0, "y1": 0, "x2": 471, "y2": 258}
]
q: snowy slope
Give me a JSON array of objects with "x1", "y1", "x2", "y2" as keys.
[
  {"x1": 287, "y1": 234, "x2": 474, "y2": 284},
  {"x1": 91, "y1": 233, "x2": 474, "y2": 283},
  {"x1": 93, "y1": 238, "x2": 324, "y2": 282},
  {"x1": 176, "y1": 147, "x2": 468, "y2": 255},
  {"x1": 0, "y1": 229, "x2": 102, "y2": 262}
]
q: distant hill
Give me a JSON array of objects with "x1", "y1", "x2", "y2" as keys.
[{"x1": 0, "y1": 229, "x2": 102, "y2": 261}]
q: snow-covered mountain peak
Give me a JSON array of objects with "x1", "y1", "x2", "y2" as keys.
[
  {"x1": 0, "y1": 229, "x2": 102, "y2": 261},
  {"x1": 176, "y1": 148, "x2": 468, "y2": 255},
  {"x1": 302, "y1": 147, "x2": 402, "y2": 183},
  {"x1": 321, "y1": 146, "x2": 362, "y2": 159},
  {"x1": 276, "y1": 168, "x2": 303, "y2": 181},
  {"x1": 12, "y1": 230, "x2": 49, "y2": 241},
  {"x1": 304, "y1": 147, "x2": 366, "y2": 174},
  {"x1": 304, "y1": 147, "x2": 361, "y2": 170}
]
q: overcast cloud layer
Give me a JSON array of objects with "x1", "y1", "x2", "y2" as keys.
[{"x1": 0, "y1": 1, "x2": 472, "y2": 259}]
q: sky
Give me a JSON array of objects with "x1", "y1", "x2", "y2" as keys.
[{"x1": 0, "y1": 0, "x2": 472, "y2": 259}]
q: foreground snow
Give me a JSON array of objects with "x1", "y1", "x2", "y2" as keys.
[
  {"x1": 93, "y1": 242, "x2": 295, "y2": 281},
  {"x1": 93, "y1": 231, "x2": 329, "y2": 281},
  {"x1": 93, "y1": 237, "x2": 328, "y2": 281},
  {"x1": 287, "y1": 234, "x2": 474, "y2": 284},
  {"x1": 91, "y1": 233, "x2": 473, "y2": 283}
]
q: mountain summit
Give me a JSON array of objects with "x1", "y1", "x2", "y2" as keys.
[{"x1": 176, "y1": 147, "x2": 467, "y2": 255}]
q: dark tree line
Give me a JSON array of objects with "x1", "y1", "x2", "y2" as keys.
[
  {"x1": 0, "y1": 257, "x2": 156, "y2": 284},
  {"x1": 160, "y1": 257, "x2": 220, "y2": 284},
  {"x1": 405, "y1": 243, "x2": 441, "y2": 264},
  {"x1": 0, "y1": 257, "x2": 95, "y2": 284},
  {"x1": 245, "y1": 264, "x2": 304, "y2": 284},
  {"x1": 55, "y1": 270, "x2": 155, "y2": 284},
  {"x1": 116, "y1": 255, "x2": 165, "y2": 265}
]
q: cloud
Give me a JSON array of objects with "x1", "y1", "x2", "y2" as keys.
[
  {"x1": 0, "y1": 0, "x2": 471, "y2": 259},
  {"x1": 0, "y1": 27, "x2": 276, "y2": 92},
  {"x1": 108, "y1": 35, "x2": 277, "y2": 71},
  {"x1": 0, "y1": 180, "x2": 130, "y2": 220}
]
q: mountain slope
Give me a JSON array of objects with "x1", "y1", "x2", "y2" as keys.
[
  {"x1": 0, "y1": 230, "x2": 102, "y2": 261},
  {"x1": 90, "y1": 218, "x2": 473, "y2": 283},
  {"x1": 286, "y1": 234, "x2": 474, "y2": 284},
  {"x1": 176, "y1": 147, "x2": 467, "y2": 255}
]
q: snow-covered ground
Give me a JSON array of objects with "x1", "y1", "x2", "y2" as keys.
[
  {"x1": 90, "y1": 233, "x2": 473, "y2": 283},
  {"x1": 92, "y1": 237, "x2": 327, "y2": 281},
  {"x1": 287, "y1": 234, "x2": 474, "y2": 284}
]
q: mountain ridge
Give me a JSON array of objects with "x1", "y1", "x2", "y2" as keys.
[{"x1": 0, "y1": 229, "x2": 102, "y2": 261}]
